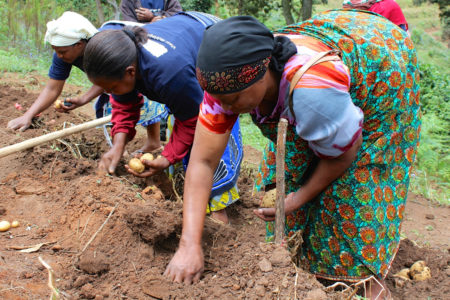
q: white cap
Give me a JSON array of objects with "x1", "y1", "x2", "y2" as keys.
[{"x1": 44, "y1": 11, "x2": 98, "y2": 46}]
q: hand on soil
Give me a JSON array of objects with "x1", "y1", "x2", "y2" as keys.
[
  {"x1": 99, "y1": 148, "x2": 123, "y2": 174},
  {"x1": 7, "y1": 115, "x2": 32, "y2": 131},
  {"x1": 164, "y1": 243, "x2": 204, "y2": 284}
]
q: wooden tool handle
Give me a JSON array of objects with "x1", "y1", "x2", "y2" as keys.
[
  {"x1": 275, "y1": 117, "x2": 288, "y2": 244},
  {"x1": 0, "y1": 115, "x2": 112, "y2": 159}
]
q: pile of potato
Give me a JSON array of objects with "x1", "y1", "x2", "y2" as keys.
[
  {"x1": 0, "y1": 220, "x2": 20, "y2": 232},
  {"x1": 394, "y1": 260, "x2": 431, "y2": 282}
]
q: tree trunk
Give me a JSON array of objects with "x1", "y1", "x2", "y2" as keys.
[
  {"x1": 238, "y1": 0, "x2": 244, "y2": 15},
  {"x1": 301, "y1": 0, "x2": 313, "y2": 21},
  {"x1": 215, "y1": 0, "x2": 220, "y2": 16},
  {"x1": 95, "y1": 0, "x2": 105, "y2": 24},
  {"x1": 282, "y1": 0, "x2": 295, "y2": 25},
  {"x1": 107, "y1": 0, "x2": 121, "y2": 20}
]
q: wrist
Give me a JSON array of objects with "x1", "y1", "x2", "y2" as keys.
[
  {"x1": 112, "y1": 132, "x2": 128, "y2": 149},
  {"x1": 179, "y1": 235, "x2": 202, "y2": 249},
  {"x1": 292, "y1": 188, "x2": 311, "y2": 208},
  {"x1": 159, "y1": 153, "x2": 171, "y2": 167},
  {"x1": 23, "y1": 110, "x2": 36, "y2": 119},
  {"x1": 78, "y1": 96, "x2": 87, "y2": 105}
]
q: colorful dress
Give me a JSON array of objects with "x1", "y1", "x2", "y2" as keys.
[{"x1": 198, "y1": 10, "x2": 420, "y2": 281}]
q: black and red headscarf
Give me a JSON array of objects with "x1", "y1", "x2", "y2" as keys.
[{"x1": 196, "y1": 16, "x2": 297, "y2": 94}]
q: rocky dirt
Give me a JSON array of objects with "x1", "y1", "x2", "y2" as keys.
[{"x1": 0, "y1": 73, "x2": 448, "y2": 299}]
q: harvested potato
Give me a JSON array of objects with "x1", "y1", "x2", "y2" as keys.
[
  {"x1": 11, "y1": 220, "x2": 20, "y2": 228},
  {"x1": 412, "y1": 266, "x2": 431, "y2": 281},
  {"x1": 54, "y1": 99, "x2": 62, "y2": 109},
  {"x1": 0, "y1": 220, "x2": 11, "y2": 232},
  {"x1": 129, "y1": 158, "x2": 145, "y2": 173},
  {"x1": 261, "y1": 189, "x2": 276, "y2": 208},
  {"x1": 410, "y1": 260, "x2": 426, "y2": 276},
  {"x1": 393, "y1": 268, "x2": 411, "y2": 280},
  {"x1": 140, "y1": 153, "x2": 154, "y2": 162}
]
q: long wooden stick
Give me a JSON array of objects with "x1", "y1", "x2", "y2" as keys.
[
  {"x1": 0, "y1": 115, "x2": 111, "y2": 159},
  {"x1": 275, "y1": 118, "x2": 288, "y2": 244}
]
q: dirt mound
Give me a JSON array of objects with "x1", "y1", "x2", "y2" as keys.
[{"x1": 0, "y1": 74, "x2": 448, "y2": 299}]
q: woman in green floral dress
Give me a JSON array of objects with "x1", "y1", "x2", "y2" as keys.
[{"x1": 165, "y1": 10, "x2": 420, "y2": 297}]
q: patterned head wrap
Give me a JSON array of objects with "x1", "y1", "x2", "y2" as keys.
[
  {"x1": 44, "y1": 11, "x2": 98, "y2": 46},
  {"x1": 196, "y1": 16, "x2": 275, "y2": 94}
]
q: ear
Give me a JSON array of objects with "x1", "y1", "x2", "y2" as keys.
[
  {"x1": 74, "y1": 40, "x2": 87, "y2": 51},
  {"x1": 124, "y1": 65, "x2": 136, "y2": 79}
]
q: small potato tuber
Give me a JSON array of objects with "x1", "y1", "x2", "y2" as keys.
[
  {"x1": 0, "y1": 220, "x2": 11, "y2": 232},
  {"x1": 140, "y1": 153, "x2": 154, "y2": 162},
  {"x1": 54, "y1": 99, "x2": 62, "y2": 109},
  {"x1": 412, "y1": 266, "x2": 431, "y2": 281},
  {"x1": 394, "y1": 268, "x2": 411, "y2": 280},
  {"x1": 129, "y1": 158, "x2": 145, "y2": 173},
  {"x1": 261, "y1": 189, "x2": 276, "y2": 208},
  {"x1": 410, "y1": 260, "x2": 426, "y2": 276},
  {"x1": 11, "y1": 220, "x2": 20, "y2": 228}
]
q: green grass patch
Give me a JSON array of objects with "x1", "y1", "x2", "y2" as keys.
[
  {"x1": 239, "y1": 114, "x2": 268, "y2": 152},
  {"x1": 0, "y1": 48, "x2": 49, "y2": 73},
  {"x1": 0, "y1": 47, "x2": 92, "y2": 88}
]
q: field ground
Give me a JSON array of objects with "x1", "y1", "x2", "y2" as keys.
[{"x1": 0, "y1": 74, "x2": 448, "y2": 299}]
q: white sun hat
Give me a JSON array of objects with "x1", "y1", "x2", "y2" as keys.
[{"x1": 44, "y1": 11, "x2": 98, "y2": 46}]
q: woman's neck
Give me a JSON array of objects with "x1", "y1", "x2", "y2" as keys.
[{"x1": 258, "y1": 69, "x2": 281, "y2": 116}]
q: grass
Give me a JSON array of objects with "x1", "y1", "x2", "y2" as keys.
[
  {"x1": 239, "y1": 114, "x2": 268, "y2": 152},
  {"x1": 0, "y1": 46, "x2": 91, "y2": 88}
]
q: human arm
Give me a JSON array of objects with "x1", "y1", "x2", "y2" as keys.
[
  {"x1": 57, "y1": 84, "x2": 104, "y2": 112},
  {"x1": 100, "y1": 93, "x2": 143, "y2": 174},
  {"x1": 120, "y1": 0, "x2": 139, "y2": 21},
  {"x1": 7, "y1": 78, "x2": 65, "y2": 131},
  {"x1": 162, "y1": 0, "x2": 182, "y2": 17},
  {"x1": 126, "y1": 62, "x2": 203, "y2": 176},
  {"x1": 256, "y1": 57, "x2": 363, "y2": 219},
  {"x1": 126, "y1": 115, "x2": 197, "y2": 177},
  {"x1": 254, "y1": 133, "x2": 362, "y2": 221},
  {"x1": 99, "y1": 132, "x2": 128, "y2": 174},
  {"x1": 164, "y1": 120, "x2": 230, "y2": 284}
]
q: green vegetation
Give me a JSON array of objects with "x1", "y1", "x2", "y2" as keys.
[{"x1": 0, "y1": 0, "x2": 448, "y2": 203}]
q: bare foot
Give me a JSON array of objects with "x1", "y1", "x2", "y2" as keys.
[
  {"x1": 210, "y1": 209, "x2": 229, "y2": 225},
  {"x1": 135, "y1": 143, "x2": 163, "y2": 155}
]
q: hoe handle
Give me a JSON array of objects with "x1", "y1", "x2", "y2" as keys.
[{"x1": 0, "y1": 115, "x2": 112, "y2": 159}]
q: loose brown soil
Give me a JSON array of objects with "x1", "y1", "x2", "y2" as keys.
[{"x1": 0, "y1": 73, "x2": 449, "y2": 299}]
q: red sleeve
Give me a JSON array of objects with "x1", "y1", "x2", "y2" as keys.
[
  {"x1": 110, "y1": 94, "x2": 144, "y2": 141},
  {"x1": 198, "y1": 92, "x2": 238, "y2": 134},
  {"x1": 161, "y1": 115, "x2": 198, "y2": 164}
]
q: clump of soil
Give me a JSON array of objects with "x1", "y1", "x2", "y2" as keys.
[
  {"x1": 0, "y1": 74, "x2": 448, "y2": 299},
  {"x1": 78, "y1": 251, "x2": 110, "y2": 275}
]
